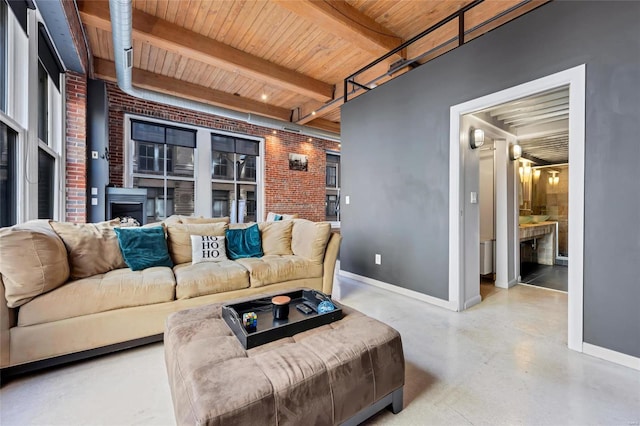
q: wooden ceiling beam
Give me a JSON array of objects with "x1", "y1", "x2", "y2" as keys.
[
  {"x1": 80, "y1": 1, "x2": 333, "y2": 102},
  {"x1": 305, "y1": 118, "x2": 341, "y2": 134},
  {"x1": 93, "y1": 58, "x2": 292, "y2": 122},
  {"x1": 273, "y1": 0, "x2": 404, "y2": 60}
]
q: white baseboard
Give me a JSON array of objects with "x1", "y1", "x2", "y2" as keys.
[
  {"x1": 464, "y1": 295, "x2": 482, "y2": 309},
  {"x1": 338, "y1": 270, "x2": 457, "y2": 311},
  {"x1": 583, "y1": 343, "x2": 640, "y2": 371}
]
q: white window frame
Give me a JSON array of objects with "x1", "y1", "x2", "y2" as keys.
[
  {"x1": 210, "y1": 128, "x2": 263, "y2": 223},
  {"x1": 124, "y1": 114, "x2": 264, "y2": 221},
  {"x1": 1, "y1": 5, "x2": 64, "y2": 223}
]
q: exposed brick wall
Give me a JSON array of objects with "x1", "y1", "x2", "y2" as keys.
[
  {"x1": 105, "y1": 83, "x2": 340, "y2": 222},
  {"x1": 64, "y1": 71, "x2": 87, "y2": 223}
]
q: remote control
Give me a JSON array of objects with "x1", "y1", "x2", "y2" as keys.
[
  {"x1": 303, "y1": 300, "x2": 318, "y2": 312},
  {"x1": 296, "y1": 303, "x2": 313, "y2": 315}
]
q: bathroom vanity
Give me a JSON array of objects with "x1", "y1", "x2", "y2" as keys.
[{"x1": 519, "y1": 221, "x2": 556, "y2": 265}]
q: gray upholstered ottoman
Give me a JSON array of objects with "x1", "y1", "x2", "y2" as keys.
[{"x1": 164, "y1": 302, "x2": 404, "y2": 425}]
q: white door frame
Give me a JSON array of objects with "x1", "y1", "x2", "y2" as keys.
[{"x1": 448, "y1": 65, "x2": 586, "y2": 352}]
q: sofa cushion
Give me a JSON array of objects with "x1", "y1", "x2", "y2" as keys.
[
  {"x1": 17, "y1": 267, "x2": 176, "y2": 326},
  {"x1": 181, "y1": 216, "x2": 230, "y2": 224},
  {"x1": 291, "y1": 219, "x2": 331, "y2": 264},
  {"x1": 258, "y1": 221, "x2": 293, "y2": 256},
  {"x1": 50, "y1": 219, "x2": 126, "y2": 279},
  {"x1": 226, "y1": 224, "x2": 263, "y2": 260},
  {"x1": 235, "y1": 255, "x2": 323, "y2": 288},
  {"x1": 166, "y1": 223, "x2": 228, "y2": 265},
  {"x1": 114, "y1": 226, "x2": 173, "y2": 271},
  {"x1": 173, "y1": 261, "x2": 249, "y2": 299},
  {"x1": 191, "y1": 235, "x2": 228, "y2": 264},
  {"x1": 0, "y1": 220, "x2": 70, "y2": 308},
  {"x1": 265, "y1": 212, "x2": 298, "y2": 221}
]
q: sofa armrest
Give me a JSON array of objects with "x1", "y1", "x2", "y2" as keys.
[
  {"x1": 322, "y1": 232, "x2": 342, "y2": 296},
  {"x1": 0, "y1": 275, "x2": 15, "y2": 368}
]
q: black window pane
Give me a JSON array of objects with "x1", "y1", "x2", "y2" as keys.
[
  {"x1": 326, "y1": 194, "x2": 339, "y2": 221},
  {"x1": 38, "y1": 62, "x2": 48, "y2": 144},
  {"x1": 211, "y1": 134, "x2": 234, "y2": 153},
  {"x1": 0, "y1": 123, "x2": 17, "y2": 226},
  {"x1": 137, "y1": 143, "x2": 154, "y2": 172},
  {"x1": 212, "y1": 189, "x2": 231, "y2": 217},
  {"x1": 327, "y1": 154, "x2": 340, "y2": 164},
  {"x1": 132, "y1": 121, "x2": 165, "y2": 144},
  {"x1": 212, "y1": 151, "x2": 234, "y2": 180},
  {"x1": 238, "y1": 155, "x2": 257, "y2": 181},
  {"x1": 236, "y1": 138, "x2": 259, "y2": 156},
  {"x1": 166, "y1": 126, "x2": 196, "y2": 148},
  {"x1": 326, "y1": 165, "x2": 337, "y2": 187},
  {"x1": 38, "y1": 149, "x2": 55, "y2": 219}
]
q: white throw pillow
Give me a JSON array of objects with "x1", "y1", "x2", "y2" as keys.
[{"x1": 191, "y1": 235, "x2": 228, "y2": 264}]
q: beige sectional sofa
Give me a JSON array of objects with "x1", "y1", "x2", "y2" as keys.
[{"x1": 0, "y1": 216, "x2": 341, "y2": 376}]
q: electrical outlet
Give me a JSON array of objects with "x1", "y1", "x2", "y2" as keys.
[
  {"x1": 375, "y1": 254, "x2": 381, "y2": 265},
  {"x1": 345, "y1": 195, "x2": 350, "y2": 205},
  {"x1": 91, "y1": 151, "x2": 99, "y2": 159}
]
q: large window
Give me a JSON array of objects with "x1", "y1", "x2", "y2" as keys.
[
  {"x1": 131, "y1": 120, "x2": 196, "y2": 222},
  {"x1": 0, "y1": 123, "x2": 17, "y2": 226},
  {"x1": 1, "y1": 4, "x2": 64, "y2": 223},
  {"x1": 126, "y1": 117, "x2": 263, "y2": 222},
  {"x1": 326, "y1": 153, "x2": 340, "y2": 222},
  {"x1": 211, "y1": 134, "x2": 260, "y2": 223},
  {"x1": 0, "y1": 1, "x2": 6, "y2": 113}
]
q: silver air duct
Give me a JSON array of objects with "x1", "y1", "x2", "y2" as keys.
[{"x1": 108, "y1": 0, "x2": 340, "y2": 142}]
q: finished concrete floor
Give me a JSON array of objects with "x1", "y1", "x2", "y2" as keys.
[{"x1": 1, "y1": 276, "x2": 639, "y2": 425}]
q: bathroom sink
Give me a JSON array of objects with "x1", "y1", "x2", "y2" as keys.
[
  {"x1": 519, "y1": 216, "x2": 533, "y2": 225},
  {"x1": 531, "y1": 215, "x2": 550, "y2": 223}
]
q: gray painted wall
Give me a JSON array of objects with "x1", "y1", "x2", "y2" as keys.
[{"x1": 341, "y1": 1, "x2": 640, "y2": 357}]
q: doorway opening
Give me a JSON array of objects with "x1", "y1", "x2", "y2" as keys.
[
  {"x1": 471, "y1": 86, "x2": 570, "y2": 293},
  {"x1": 449, "y1": 65, "x2": 585, "y2": 352}
]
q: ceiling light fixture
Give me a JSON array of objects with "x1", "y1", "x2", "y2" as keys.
[
  {"x1": 469, "y1": 128, "x2": 485, "y2": 149},
  {"x1": 261, "y1": 93, "x2": 267, "y2": 101},
  {"x1": 311, "y1": 111, "x2": 316, "y2": 116}
]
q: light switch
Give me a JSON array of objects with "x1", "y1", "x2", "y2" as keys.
[
  {"x1": 91, "y1": 187, "x2": 98, "y2": 195},
  {"x1": 345, "y1": 196, "x2": 350, "y2": 205},
  {"x1": 91, "y1": 198, "x2": 98, "y2": 206},
  {"x1": 470, "y1": 192, "x2": 478, "y2": 204}
]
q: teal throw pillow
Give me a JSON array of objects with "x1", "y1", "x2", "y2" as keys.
[
  {"x1": 273, "y1": 214, "x2": 283, "y2": 221},
  {"x1": 225, "y1": 224, "x2": 263, "y2": 260},
  {"x1": 114, "y1": 226, "x2": 173, "y2": 271}
]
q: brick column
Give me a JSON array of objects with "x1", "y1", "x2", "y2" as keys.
[{"x1": 65, "y1": 71, "x2": 87, "y2": 223}]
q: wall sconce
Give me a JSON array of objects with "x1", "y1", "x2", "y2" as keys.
[
  {"x1": 509, "y1": 143, "x2": 522, "y2": 160},
  {"x1": 533, "y1": 169, "x2": 541, "y2": 179},
  {"x1": 519, "y1": 160, "x2": 532, "y2": 183},
  {"x1": 469, "y1": 128, "x2": 485, "y2": 149},
  {"x1": 548, "y1": 170, "x2": 560, "y2": 185}
]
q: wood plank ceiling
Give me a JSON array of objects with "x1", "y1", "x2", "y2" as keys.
[{"x1": 78, "y1": 0, "x2": 549, "y2": 135}]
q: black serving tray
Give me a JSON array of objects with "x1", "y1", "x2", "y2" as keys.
[{"x1": 222, "y1": 288, "x2": 343, "y2": 349}]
